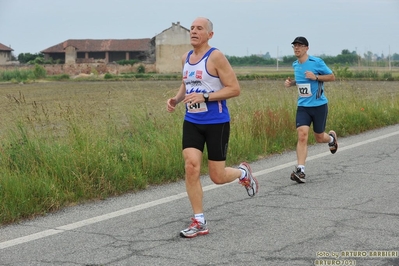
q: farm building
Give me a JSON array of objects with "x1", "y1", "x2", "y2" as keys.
[
  {"x1": 41, "y1": 39, "x2": 153, "y2": 65},
  {"x1": 154, "y1": 22, "x2": 191, "y2": 73},
  {"x1": 0, "y1": 43, "x2": 14, "y2": 65},
  {"x1": 41, "y1": 22, "x2": 191, "y2": 73}
]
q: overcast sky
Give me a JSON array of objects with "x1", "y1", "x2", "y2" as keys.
[{"x1": 0, "y1": 0, "x2": 398, "y2": 58}]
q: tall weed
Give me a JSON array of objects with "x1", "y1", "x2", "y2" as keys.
[{"x1": 0, "y1": 80, "x2": 398, "y2": 224}]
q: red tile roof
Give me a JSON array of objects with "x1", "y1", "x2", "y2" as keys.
[
  {"x1": 41, "y1": 39, "x2": 151, "y2": 53},
  {"x1": 0, "y1": 43, "x2": 13, "y2": 51}
]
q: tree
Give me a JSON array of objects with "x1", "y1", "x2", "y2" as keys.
[
  {"x1": 18, "y1": 53, "x2": 44, "y2": 64},
  {"x1": 363, "y1": 51, "x2": 373, "y2": 61},
  {"x1": 282, "y1": 55, "x2": 297, "y2": 64},
  {"x1": 263, "y1": 52, "x2": 271, "y2": 59},
  {"x1": 341, "y1": 49, "x2": 351, "y2": 55}
]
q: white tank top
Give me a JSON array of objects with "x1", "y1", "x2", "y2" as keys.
[{"x1": 183, "y1": 47, "x2": 230, "y2": 124}]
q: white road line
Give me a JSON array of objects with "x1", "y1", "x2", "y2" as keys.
[
  {"x1": 254, "y1": 130, "x2": 399, "y2": 176},
  {"x1": 1, "y1": 129, "x2": 398, "y2": 250},
  {"x1": 0, "y1": 192, "x2": 189, "y2": 250}
]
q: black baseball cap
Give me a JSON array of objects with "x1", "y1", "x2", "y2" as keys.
[{"x1": 291, "y1": 36, "x2": 309, "y2": 46}]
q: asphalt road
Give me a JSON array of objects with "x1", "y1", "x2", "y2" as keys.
[{"x1": 1, "y1": 125, "x2": 399, "y2": 266}]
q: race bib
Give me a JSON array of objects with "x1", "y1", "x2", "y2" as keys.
[
  {"x1": 296, "y1": 83, "x2": 312, "y2": 97},
  {"x1": 187, "y1": 102, "x2": 208, "y2": 113}
]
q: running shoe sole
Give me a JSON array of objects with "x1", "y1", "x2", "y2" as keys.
[
  {"x1": 180, "y1": 229, "x2": 209, "y2": 238},
  {"x1": 239, "y1": 162, "x2": 259, "y2": 197}
]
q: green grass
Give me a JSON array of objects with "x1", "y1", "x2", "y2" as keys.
[{"x1": 0, "y1": 80, "x2": 398, "y2": 224}]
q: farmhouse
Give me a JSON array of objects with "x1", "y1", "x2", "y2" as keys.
[
  {"x1": 0, "y1": 43, "x2": 14, "y2": 65},
  {"x1": 41, "y1": 38, "x2": 153, "y2": 65},
  {"x1": 154, "y1": 21, "x2": 191, "y2": 73},
  {"x1": 41, "y1": 22, "x2": 191, "y2": 73}
]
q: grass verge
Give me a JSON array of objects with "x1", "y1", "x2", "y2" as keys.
[{"x1": 0, "y1": 80, "x2": 398, "y2": 224}]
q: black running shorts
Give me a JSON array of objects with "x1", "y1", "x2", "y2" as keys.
[
  {"x1": 182, "y1": 120, "x2": 230, "y2": 161},
  {"x1": 296, "y1": 104, "x2": 328, "y2": 134}
]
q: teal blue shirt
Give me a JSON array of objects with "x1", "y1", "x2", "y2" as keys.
[{"x1": 292, "y1": 55, "x2": 333, "y2": 107}]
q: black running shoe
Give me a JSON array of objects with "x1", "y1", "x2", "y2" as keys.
[
  {"x1": 328, "y1": 130, "x2": 338, "y2": 154},
  {"x1": 290, "y1": 167, "x2": 306, "y2": 183}
]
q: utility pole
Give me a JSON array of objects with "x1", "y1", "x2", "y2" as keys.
[{"x1": 276, "y1": 46, "x2": 279, "y2": 71}]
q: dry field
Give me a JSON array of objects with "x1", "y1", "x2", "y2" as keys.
[
  {"x1": 1, "y1": 78, "x2": 398, "y2": 110},
  {"x1": 1, "y1": 79, "x2": 398, "y2": 138},
  {"x1": 0, "y1": 81, "x2": 181, "y2": 136}
]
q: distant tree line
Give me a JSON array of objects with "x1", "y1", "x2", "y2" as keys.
[
  {"x1": 15, "y1": 50, "x2": 399, "y2": 67},
  {"x1": 227, "y1": 49, "x2": 399, "y2": 67}
]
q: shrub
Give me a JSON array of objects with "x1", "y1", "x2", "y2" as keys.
[
  {"x1": 104, "y1": 73, "x2": 113, "y2": 79},
  {"x1": 134, "y1": 73, "x2": 145, "y2": 78},
  {"x1": 47, "y1": 74, "x2": 70, "y2": 81},
  {"x1": 332, "y1": 64, "x2": 353, "y2": 79},
  {"x1": 137, "y1": 65, "x2": 145, "y2": 73},
  {"x1": 91, "y1": 67, "x2": 99, "y2": 76},
  {"x1": 116, "y1": 59, "x2": 139, "y2": 66},
  {"x1": 382, "y1": 72, "x2": 394, "y2": 81},
  {"x1": 353, "y1": 69, "x2": 379, "y2": 79},
  {"x1": 33, "y1": 64, "x2": 46, "y2": 79}
]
